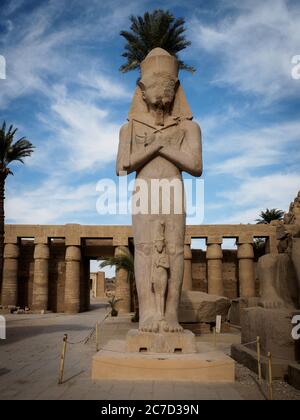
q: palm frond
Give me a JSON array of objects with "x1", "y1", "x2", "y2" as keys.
[
  {"x1": 256, "y1": 208, "x2": 284, "y2": 224},
  {"x1": 99, "y1": 247, "x2": 134, "y2": 281},
  {"x1": 0, "y1": 121, "x2": 34, "y2": 172},
  {"x1": 119, "y1": 9, "x2": 195, "y2": 74}
]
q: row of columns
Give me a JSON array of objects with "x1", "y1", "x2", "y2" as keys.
[
  {"x1": 0, "y1": 237, "x2": 257, "y2": 311},
  {"x1": 1, "y1": 241, "x2": 83, "y2": 313},
  {"x1": 183, "y1": 237, "x2": 256, "y2": 298}
]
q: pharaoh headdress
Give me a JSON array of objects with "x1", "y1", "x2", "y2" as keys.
[
  {"x1": 128, "y1": 48, "x2": 193, "y2": 121},
  {"x1": 122, "y1": 48, "x2": 193, "y2": 168}
]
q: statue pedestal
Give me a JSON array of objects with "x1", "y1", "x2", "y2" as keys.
[
  {"x1": 231, "y1": 307, "x2": 300, "y2": 379},
  {"x1": 126, "y1": 329, "x2": 197, "y2": 353},
  {"x1": 91, "y1": 338, "x2": 235, "y2": 383}
]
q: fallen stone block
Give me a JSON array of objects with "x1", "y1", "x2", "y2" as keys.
[{"x1": 179, "y1": 290, "x2": 231, "y2": 323}]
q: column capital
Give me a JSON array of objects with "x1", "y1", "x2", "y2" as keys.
[
  {"x1": 4, "y1": 236, "x2": 18, "y2": 245},
  {"x1": 65, "y1": 245, "x2": 81, "y2": 262},
  {"x1": 34, "y1": 243, "x2": 50, "y2": 260},
  {"x1": 237, "y1": 242, "x2": 254, "y2": 259},
  {"x1": 4, "y1": 243, "x2": 19, "y2": 259},
  {"x1": 206, "y1": 236, "x2": 223, "y2": 245},
  {"x1": 206, "y1": 243, "x2": 223, "y2": 260},
  {"x1": 114, "y1": 245, "x2": 129, "y2": 258}
]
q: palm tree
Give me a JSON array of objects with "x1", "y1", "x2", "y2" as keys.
[
  {"x1": 256, "y1": 208, "x2": 284, "y2": 224},
  {"x1": 99, "y1": 247, "x2": 139, "y2": 321},
  {"x1": 0, "y1": 122, "x2": 34, "y2": 280},
  {"x1": 120, "y1": 9, "x2": 195, "y2": 74}
]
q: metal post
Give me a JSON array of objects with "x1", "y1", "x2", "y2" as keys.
[
  {"x1": 213, "y1": 327, "x2": 217, "y2": 348},
  {"x1": 268, "y1": 352, "x2": 273, "y2": 401},
  {"x1": 96, "y1": 321, "x2": 99, "y2": 352},
  {"x1": 58, "y1": 334, "x2": 68, "y2": 385},
  {"x1": 256, "y1": 336, "x2": 262, "y2": 383}
]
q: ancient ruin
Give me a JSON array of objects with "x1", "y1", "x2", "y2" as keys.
[
  {"x1": 232, "y1": 192, "x2": 300, "y2": 383},
  {"x1": 0, "y1": 223, "x2": 278, "y2": 313}
]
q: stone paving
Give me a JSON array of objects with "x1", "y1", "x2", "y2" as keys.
[{"x1": 0, "y1": 301, "x2": 299, "y2": 400}]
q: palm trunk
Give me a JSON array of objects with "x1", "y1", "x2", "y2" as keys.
[{"x1": 0, "y1": 173, "x2": 5, "y2": 292}]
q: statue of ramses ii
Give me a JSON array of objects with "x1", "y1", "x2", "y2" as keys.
[{"x1": 116, "y1": 48, "x2": 202, "y2": 333}]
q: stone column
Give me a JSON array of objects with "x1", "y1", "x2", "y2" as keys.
[
  {"x1": 95, "y1": 272, "x2": 106, "y2": 298},
  {"x1": 182, "y1": 244, "x2": 193, "y2": 290},
  {"x1": 265, "y1": 235, "x2": 279, "y2": 254},
  {"x1": 114, "y1": 245, "x2": 131, "y2": 313},
  {"x1": 206, "y1": 237, "x2": 224, "y2": 296},
  {"x1": 32, "y1": 243, "x2": 50, "y2": 311},
  {"x1": 64, "y1": 245, "x2": 81, "y2": 313},
  {"x1": 238, "y1": 239, "x2": 255, "y2": 298},
  {"x1": 1, "y1": 242, "x2": 19, "y2": 307}
]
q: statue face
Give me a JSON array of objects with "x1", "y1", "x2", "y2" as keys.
[
  {"x1": 155, "y1": 241, "x2": 164, "y2": 253},
  {"x1": 140, "y1": 73, "x2": 178, "y2": 110}
]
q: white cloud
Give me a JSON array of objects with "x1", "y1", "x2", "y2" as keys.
[
  {"x1": 190, "y1": 0, "x2": 300, "y2": 101},
  {"x1": 213, "y1": 173, "x2": 300, "y2": 224},
  {"x1": 220, "y1": 173, "x2": 300, "y2": 208},
  {"x1": 0, "y1": 0, "x2": 137, "y2": 108},
  {"x1": 205, "y1": 120, "x2": 300, "y2": 176},
  {"x1": 6, "y1": 177, "x2": 98, "y2": 224},
  {"x1": 48, "y1": 89, "x2": 120, "y2": 172},
  {"x1": 79, "y1": 73, "x2": 131, "y2": 101}
]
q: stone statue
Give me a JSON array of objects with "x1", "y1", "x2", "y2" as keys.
[
  {"x1": 258, "y1": 191, "x2": 300, "y2": 309},
  {"x1": 151, "y1": 221, "x2": 170, "y2": 332},
  {"x1": 116, "y1": 48, "x2": 202, "y2": 334},
  {"x1": 233, "y1": 194, "x2": 300, "y2": 375}
]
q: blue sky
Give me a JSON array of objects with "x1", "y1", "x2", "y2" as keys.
[{"x1": 1, "y1": 0, "x2": 300, "y2": 226}]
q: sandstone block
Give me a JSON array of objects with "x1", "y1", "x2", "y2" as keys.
[{"x1": 179, "y1": 290, "x2": 231, "y2": 323}]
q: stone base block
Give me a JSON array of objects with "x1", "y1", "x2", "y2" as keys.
[
  {"x1": 179, "y1": 290, "x2": 231, "y2": 323},
  {"x1": 240, "y1": 307, "x2": 299, "y2": 361},
  {"x1": 288, "y1": 363, "x2": 300, "y2": 390},
  {"x1": 181, "y1": 322, "x2": 211, "y2": 335},
  {"x1": 126, "y1": 329, "x2": 196, "y2": 353},
  {"x1": 231, "y1": 343, "x2": 291, "y2": 380},
  {"x1": 181, "y1": 322, "x2": 232, "y2": 335},
  {"x1": 92, "y1": 340, "x2": 235, "y2": 383}
]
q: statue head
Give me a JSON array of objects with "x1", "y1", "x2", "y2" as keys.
[
  {"x1": 138, "y1": 72, "x2": 179, "y2": 112},
  {"x1": 154, "y1": 220, "x2": 166, "y2": 253},
  {"x1": 128, "y1": 47, "x2": 193, "y2": 122},
  {"x1": 138, "y1": 48, "x2": 179, "y2": 124},
  {"x1": 155, "y1": 240, "x2": 165, "y2": 253}
]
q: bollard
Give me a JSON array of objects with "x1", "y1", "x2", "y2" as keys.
[
  {"x1": 256, "y1": 336, "x2": 262, "y2": 384},
  {"x1": 96, "y1": 321, "x2": 99, "y2": 353},
  {"x1": 58, "y1": 334, "x2": 68, "y2": 385},
  {"x1": 213, "y1": 327, "x2": 217, "y2": 348},
  {"x1": 268, "y1": 352, "x2": 273, "y2": 401}
]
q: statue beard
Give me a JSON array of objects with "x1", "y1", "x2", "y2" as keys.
[{"x1": 153, "y1": 99, "x2": 172, "y2": 126}]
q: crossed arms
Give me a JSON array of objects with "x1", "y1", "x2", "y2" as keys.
[{"x1": 116, "y1": 120, "x2": 202, "y2": 177}]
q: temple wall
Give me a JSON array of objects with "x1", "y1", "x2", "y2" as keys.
[{"x1": 1, "y1": 223, "x2": 278, "y2": 313}]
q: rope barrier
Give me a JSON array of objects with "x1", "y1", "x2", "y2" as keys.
[
  {"x1": 242, "y1": 340, "x2": 258, "y2": 346},
  {"x1": 57, "y1": 310, "x2": 111, "y2": 384},
  {"x1": 64, "y1": 310, "x2": 112, "y2": 346},
  {"x1": 58, "y1": 320, "x2": 273, "y2": 398}
]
